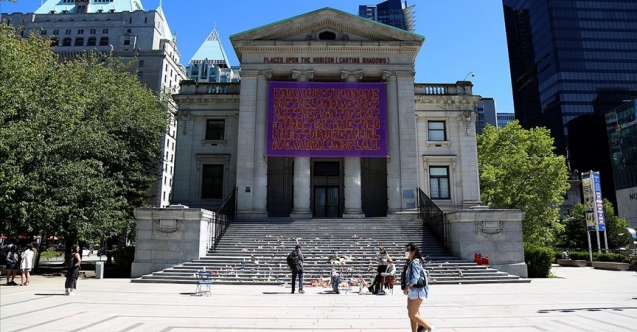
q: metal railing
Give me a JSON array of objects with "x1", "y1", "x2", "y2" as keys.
[
  {"x1": 417, "y1": 188, "x2": 448, "y2": 251},
  {"x1": 208, "y1": 187, "x2": 237, "y2": 253}
]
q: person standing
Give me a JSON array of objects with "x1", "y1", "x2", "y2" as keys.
[
  {"x1": 65, "y1": 245, "x2": 81, "y2": 296},
  {"x1": 5, "y1": 245, "x2": 18, "y2": 285},
  {"x1": 19, "y1": 244, "x2": 34, "y2": 286},
  {"x1": 402, "y1": 242, "x2": 435, "y2": 332},
  {"x1": 286, "y1": 245, "x2": 305, "y2": 294}
]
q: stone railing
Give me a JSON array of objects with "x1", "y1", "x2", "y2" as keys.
[
  {"x1": 179, "y1": 82, "x2": 241, "y2": 95},
  {"x1": 414, "y1": 81, "x2": 473, "y2": 96}
]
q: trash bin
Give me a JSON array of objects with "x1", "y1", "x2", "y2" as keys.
[{"x1": 95, "y1": 261, "x2": 104, "y2": 279}]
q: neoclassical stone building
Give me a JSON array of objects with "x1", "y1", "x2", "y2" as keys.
[{"x1": 172, "y1": 7, "x2": 482, "y2": 219}]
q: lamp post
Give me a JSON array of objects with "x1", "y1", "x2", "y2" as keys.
[{"x1": 462, "y1": 71, "x2": 476, "y2": 81}]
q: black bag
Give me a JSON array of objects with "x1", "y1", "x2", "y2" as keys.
[
  {"x1": 287, "y1": 251, "x2": 299, "y2": 268},
  {"x1": 405, "y1": 259, "x2": 427, "y2": 289}
]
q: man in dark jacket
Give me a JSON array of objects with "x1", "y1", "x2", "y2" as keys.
[{"x1": 287, "y1": 245, "x2": 305, "y2": 294}]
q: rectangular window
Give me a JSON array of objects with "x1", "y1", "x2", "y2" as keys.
[
  {"x1": 40, "y1": 30, "x2": 47, "y2": 35},
  {"x1": 53, "y1": 29, "x2": 59, "y2": 35},
  {"x1": 102, "y1": 29, "x2": 109, "y2": 34},
  {"x1": 205, "y1": 120, "x2": 225, "y2": 140},
  {"x1": 123, "y1": 39, "x2": 131, "y2": 46},
  {"x1": 201, "y1": 165, "x2": 224, "y2": 199},
  {"x1": 77, "y1": 29, "x2": 84, "y2": 34},
  {"x1": 429, "y1": 167, "x2": 450, "y2": 199},
  {"x1": 65, "y1": 29, "x2": 71, "y2": 35},
  {"x1": 428, "y1": 121, "x2": 446, "y2": 141},
  {"x1": 127, "y1": 29, "x2": 132, "y2": 34},
  {"x1": 139, "y1": 60, "x2": 144, "y2": 67},
  {"x1": 90, "y1": 29, "x2": 96, "y2": 34},
  {"x1": 137, "y1": 71, "x2": 143, "y2": 79}
]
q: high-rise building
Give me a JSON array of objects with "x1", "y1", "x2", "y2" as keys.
[
  {"x1": 186, "y1": 29, "x2": 240, "y2": 83},
  {"x1": 497, "y1": 113, "x2": 515, "y2": 128},
  {"x1": 358, "y1": 0, "x2": 415, "y2": 32},
  {"x1": 2, "y1": 0, "x2": 188, "y2": 208},
  {"x1": 605, "y1": 99, "x2": 637, "y2": 227},
  {"x1": 475, "y1": 98, "x2": 497, "y2": 134},
  {"x1": 503, "y1": 0, "x2": 637, "y2": 209}
]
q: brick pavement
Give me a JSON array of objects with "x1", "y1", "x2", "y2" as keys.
[{"x1": 1, "y1": 266, "x2": 636, "y2": 331}]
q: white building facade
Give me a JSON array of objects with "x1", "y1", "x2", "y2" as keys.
[
  {"x1": 3, "y1": 0, "x2": 188, "y2": 207},
  {"x1": 172, "y1": 8, "x2": 482, "y2": 218}
]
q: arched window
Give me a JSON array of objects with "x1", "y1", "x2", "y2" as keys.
[
  {"x1": 50, "y1": 37, "x2": 59, "y2": 47},
  {"x1": 319, "y1": 31, "x2": 336, "y2": 40},
  {"x1": 99, "y1": 37, "x2": 109, "y2": 46},
  {"x1": 74, "y1": 37, "x2": 84, "y2": 46},
  {"x1": 62, "y1": 38, "x2": 72, "y2": 46},
  {"x1": 87, "y1": 37, "x2": 96, "y2": 46}
]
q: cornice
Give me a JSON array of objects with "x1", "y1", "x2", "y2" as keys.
[
  {"x1": 234, "y1": 46, "x2": 418, "y2": 56},
  {"x1": 415, "y1": 94, "x2": 481, "y2": 107}
]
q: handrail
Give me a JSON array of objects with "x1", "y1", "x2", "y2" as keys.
[
  {"x1": 208, "y1": 187, "x2": 237, "y2": 253},
  {"x1": 417, "y1": 188, "x2": 448, "y2": 251}
]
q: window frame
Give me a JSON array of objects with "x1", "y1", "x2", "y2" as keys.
[
  {"x1": 200, "y1": 164, "x2": 225, "y2": 200},
  {"x1": 195, "y1": 154, "x2": 231, "y2": 204},
  {"x1": 429, "y1": 166, "x2": 450, "y2": 200},
  {"x1": 203, "y1": 119, "x2": 226, "y2": 144},
  {"x1": 427, "y1": 120, "x2": 447, "y2": 141}
]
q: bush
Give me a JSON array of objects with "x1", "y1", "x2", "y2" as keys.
[
  {"x1": 524, "y1": 243, "x2": 554, "y2": 278},
  {"x1": 630, "y1": 258, "x2": 637, "y2": 266},
  {"x1": 40, "y1": 248, "x2": 63, "y2": 261},
  {"x1": 109, "y1": 246, "x2": 135, "y2": 278},
  {"x1": 566, "y1": 251, "x2": 596, "y2": 261},
  {"x1": 596, "y1": 253, "x2": 627, "y2": 262}
]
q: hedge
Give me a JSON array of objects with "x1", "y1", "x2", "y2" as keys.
[
  {"x1": 556, "y1": 250, "x2": 628, "y2": 263},
  {"x1": 524, "y1": 243, "x2": 553, "y2": 278}
]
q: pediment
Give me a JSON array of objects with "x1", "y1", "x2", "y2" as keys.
[{"x1": 230, "y1": 7, "x2": 424, "y2": 44}]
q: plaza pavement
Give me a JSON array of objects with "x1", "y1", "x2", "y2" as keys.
[{"x1": 0, "y1": 266, "x2": 635, "y2": 332}]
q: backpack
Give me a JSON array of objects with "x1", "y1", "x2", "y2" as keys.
[
  {"x1": 6, "y1": 251, "x2": 18, "y2": 265},
  {"x1": 287, "y1": 251, "x2": 300, "y2": 268}
]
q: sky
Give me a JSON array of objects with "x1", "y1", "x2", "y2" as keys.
[{"x1": 2, "y1": 0, "x2": 515, "y2": 113}]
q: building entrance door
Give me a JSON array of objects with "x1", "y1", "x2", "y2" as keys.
[
  {"x1": 311, "y1": 161, "x2": 342, "y2": 218},
  {"x1": 314, "y1": 186, "x2": 339, "y2": 218}
]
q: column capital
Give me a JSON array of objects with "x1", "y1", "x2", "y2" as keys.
[
  {"x1": 341, "y1": 70, "x2": 363, "y2": 82},
  {"x1": 259, "y1": 70, "x2": 272, "y2": 80},
  {"x1": 382, "y1": 70, "x2": 396, "y2": 81},
  {"x1": 240, "y1": 70, "x2": 260, "y2": 78},
  {"x1": 457, "y1": 110, "x2": 477, "y2": 136},
  {"x1": 292, "y1": 69, "x2": 314, "y2": 81}
]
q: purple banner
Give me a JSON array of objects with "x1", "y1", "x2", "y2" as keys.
[{"x1": 267, "y1": 82, "x2": 387, "y2": 157}]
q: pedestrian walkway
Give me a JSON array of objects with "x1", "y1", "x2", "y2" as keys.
[{"x1": 1, "y1": 266, "x2": 635, "y2": 331}]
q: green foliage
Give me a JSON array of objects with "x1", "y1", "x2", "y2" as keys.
[
  {"x1": 524, "y1": 243, "x2": 554, "y2": 278},
  {"x1": 477, "y1": 121, "x2": 570, "y2": 245},
  {"x1": 567, "y1": 251, "x2": 594, "y2": 261},
  {"x1": 558, "y1": 200, "x2": 630, "y2": 249},
  {"x1": 630, "y1": 258, "x2": 637, "y2": 266},
  {"x1": 0, "y1": 25, "x2": 168, "y2": 243},
  {"x1": 596, "y1": 253, "x2": 627, "y2": 262},
  {"x1": 40, "y1": 248, "x2": 64, "y2": 261},
  {"x1": 110, "y1": 246, "x2": 135, "y2": 278}
]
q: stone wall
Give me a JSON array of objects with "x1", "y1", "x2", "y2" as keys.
[
  {"x1": 446, "y1": 209, "x2": 527, "y2": 278},
  {"x1": 131, "y1": 208, "x2": 213, "y2": 278}
]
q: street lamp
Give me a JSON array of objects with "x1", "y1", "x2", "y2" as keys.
[{"x1": 462, "y1": 71, "x2": 476, "y2": 81}]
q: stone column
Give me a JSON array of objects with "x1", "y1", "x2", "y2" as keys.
[
  {"x1": 383, "y1": 71, "x2": 402, "y2": 213},
  {"x1": 341, "y1": 70, "x2": 365, "y2": 218},
  {"x1": 235, "y1": 70, "x2": 258, "y2": 218},
  {"x1": 290, "y1": 69, "x2": 314, "y2": 219},
  {"x1": 252, "y1": 70, "x2": 272, "y2": 218},
  {"x1": 457, "y1": 109, "x2": 482, "y2": 208}
]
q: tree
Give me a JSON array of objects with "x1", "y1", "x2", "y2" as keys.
[
  {"x1": 477, "y1": 121, "x2": 570, "y2": 245},
  {"x1": 0, "y1": 25, "x2": 168, "y2": 252},
  {"x1": 558, "y1": 199, "x2": 630, "y2": 250}
]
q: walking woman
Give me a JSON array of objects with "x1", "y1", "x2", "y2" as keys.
[
  {"x1": 402, "y1": 242, "x2": 435, "y2": 332},
  {"x1": 65, "y1": 245, "x2": 81, "y2": 296},
  {"x1": 20, "y1": 244, "x2": 34, "y2": 286}
]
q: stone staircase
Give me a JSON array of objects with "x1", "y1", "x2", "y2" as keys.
[{"x1": 131, "y1": 218, "x2": 530, "y2": 285}]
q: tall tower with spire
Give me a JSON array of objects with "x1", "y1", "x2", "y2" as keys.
[
  {"x1": 2, "y1": 0, "x2": 187, "y2": 208},
  {"x1": 186, "y1": 28, "x2": 240, "y2": 83}
]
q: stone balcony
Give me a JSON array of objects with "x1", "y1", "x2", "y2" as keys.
[
  {"x1": 178, "y1": 82, "x2": 241, "y2": 95},
  {"x1": 414, "y1": 81, "x2": 473, "y2": 96}
]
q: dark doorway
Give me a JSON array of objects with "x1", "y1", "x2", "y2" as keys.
[
  {"x1": 361, "y1": 158, "x2": 388, "y2": 217},
  {"x1": 267, "y1": 158, "x2": 294, "y2": 217},
  {"x1": 312, "y1": 161, "x2": 342, "y2": 218}
]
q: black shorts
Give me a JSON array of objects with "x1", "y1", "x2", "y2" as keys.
[{"x1": 6, "y1": 264, "x2": 16, "y2": 270}]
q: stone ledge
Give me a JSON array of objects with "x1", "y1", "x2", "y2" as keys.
[
  {"x1": 592, "y1": 261, "x2": 629, "y2": 271},
  {"x1": 557, "y1": 259, "x2": 587, "y2": 267}
]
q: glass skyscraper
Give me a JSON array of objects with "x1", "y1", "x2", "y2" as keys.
[
  {"x1": 503, "y1": 0, "x2": 637, "y2": 209},
  {"x1": 359, "y1": 0, "x2": 415, "y2": 32}
]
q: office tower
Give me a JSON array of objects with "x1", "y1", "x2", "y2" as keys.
[
  {"x1": 359, "y1": 0, "x2": 415, "y2": 32},
  {"x1": 497, "y1": 113, "x2": 515, "y2": 128},
  {"x1": 503, "y1": 0, "x2": 637, "y2": 209},
  {"x1": 186, "y1": 28, "x2": 240, "y2": 83},
  {"x1": 2, "y1": 0, "x2": 188, "y2": 208},
  {"x1": 475, "y1": 98, "x2": 498, "y2": 134}
]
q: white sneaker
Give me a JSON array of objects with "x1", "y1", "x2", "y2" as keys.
[
  {"x1": 68, "y1": 292, "x2": 75, "y2": 296},
  {"x1": 64, "y1": 291, "x2": 69, "y2": 296}
]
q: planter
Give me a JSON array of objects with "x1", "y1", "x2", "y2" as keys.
[
  {"x1": 557, "y1": 259, "x2": 587, "y2": 267},
  {"x1": 592, "y1": 261, "x2": 629, "y2": 271}
]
